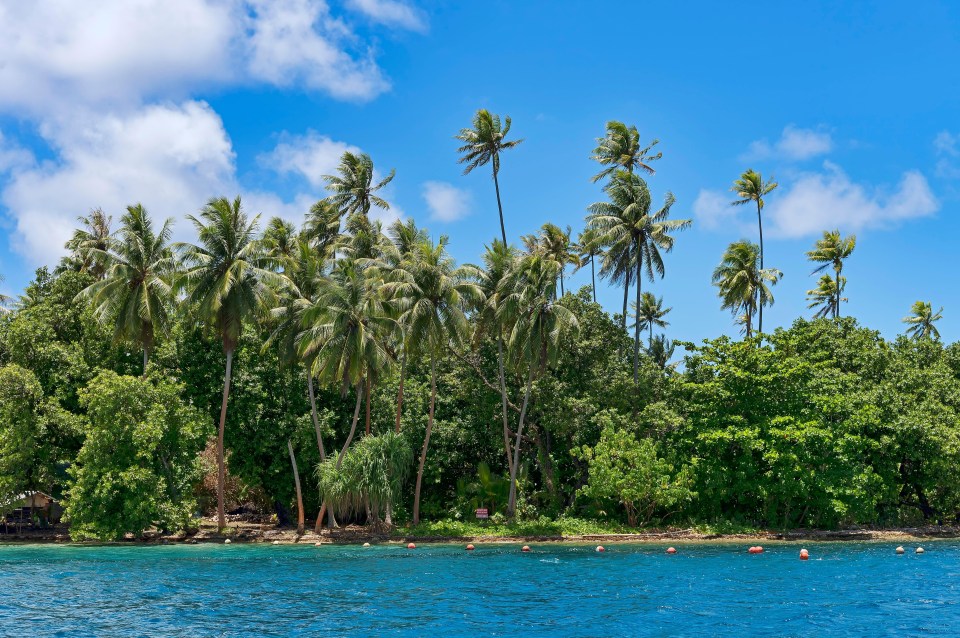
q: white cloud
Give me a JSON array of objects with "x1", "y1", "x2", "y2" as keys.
[
  {"x1": 246, "y1": 0, "x2": 389, "y2": 100},
  {"x1": 1, "y1": 102, "x2": 236, "y2": 264},
  {"x1": 0, "y1": 132, "x2": 32, "y2": 174},
  {"x1": 260, "y1": 131, "x2": 362, "y2": 189},
  {"x1": 422, "y1": 181, "x2": 471, "y2": 222},
  {"x1": 346, "y1": 0, "x2": 428, "y2": 32},
  {"x1": 0, "y1": 0, "x2": 394, "y2": 117},
  {"x1": 744, "y1": 125, "x2": 833, "y2": 161},
  {"x1": 934, "y1": 130, "x2": 960, "y2": 179},
  {"x1": 694, "y1": 162, "x2": 939, "y2": 238}
]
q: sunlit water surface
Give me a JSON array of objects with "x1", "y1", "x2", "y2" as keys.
[{"x1": 1, "y1": 541, "x2": 958, "y2": 636}]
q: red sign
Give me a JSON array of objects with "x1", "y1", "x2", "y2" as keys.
[{"x1": 475, "y1": 508, "x2": 489, "y2": 519}]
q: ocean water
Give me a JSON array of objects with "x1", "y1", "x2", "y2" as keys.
[{"x1": 1, "y1": 541, "x2": 958, "y2": 636}]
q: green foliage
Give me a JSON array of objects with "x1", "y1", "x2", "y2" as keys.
[
  {"x1": 0, "y1": 365, "x2": 45, "y2": 510},
  {"x1": 65, "y1": 371, "x2": 206, "y2": 540}
]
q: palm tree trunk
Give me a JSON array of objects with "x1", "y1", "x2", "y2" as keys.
[
  {"x1": 308, "y1": 373, "x2": 338, "y2": 532},
  {"x1": 364, "y1": 377, "x2": 372, "y2": 436},
  {"x1": 143, "y1": 349, "x2": 149, "y2": 375},
  {"x1": 497, "y1": 337, "x2": 513, "y2": 473},
  {"x1": 337, "y1": 383, "x2": 365, "y2": 469},
  {"x1": 216, "y1": 348, "x2": 234, "y2": 530},
  {"x1": 633, "y1": 246, "x2": 643, "y2": 384},
  {"x1": 757, "y1": 200, "x2": 764, "y2": 334},
  {"x1": 412, "y1": 353, "x2": 438, "y2": 525},
  {"x1": 287, "y1": 440, "x2": 304, "y2": 535},
  {"x1": 590, "y1": 252, "x2": 597, "y2": 303},
  {"x1": 559, "y1": 269, "x2": 565, "y2": 297},
  {"x1": 395, "y1": 349, "x2": 406, "y2": 433},
  {"x1": 835, "y1": 264, "x2": 842, "y2": 319},
  {"x1": 621, "y1": 268, "x2": 631, "y2": 334},
  {"x1": 492, "y1": 164, "x2": 507, "y2": 245},
  {"x1": 507, "y1": 365, "x2": 535, "y2": 517},
  {"x1": 649, "y1": 323, "x2": 654, "y2": 350}
]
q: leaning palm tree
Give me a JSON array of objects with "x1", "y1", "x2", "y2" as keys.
[
  {"x1": 806, "y1": 274, "x2": 847, "y2": 319},
  {"x1": 178, "y1": 196, "x2": 281, "y2": 529},
  {"x1": 522, "y1": 223, "x2": 580, "y2": 296},
  {"x1": 588, "y1": 171, "x2": 691, "y2": 383},
  {"x1": 78, "y1": 204, "x2": 175, "y2": 373},
  {"x1": 65, "y1": 208, "x2": 114, "y2": 279},
  {"x1": 731, "y1": 170, "x2": 778, "y2": 332},
  {"x1": 806, "y1": 230, "x2": 856, "y2": 318},
  {"x1": 384, "y1": 236, "x2": 481, "y2": 525},
  {"x1": 902, "y1": 301, "x2": 943, "y2": 340},
  {"x1": 498, "y1": 254, "x2": 578, "y2": 516},
  {"x1": 455, "y1": 109, "x2": 523, "y2": 244},
  {"x1": 322, "y1": 151, "x2": 395, "y2": 218},
  {"x1": 631, "y1": 292, "x2": 671, "y2": 348},
  {"x1": 590, "y1": 120, "x2": 662, "y2": 182},
  {"x1": 712, "y1": 240, "x2": 782, "y2": 338}
]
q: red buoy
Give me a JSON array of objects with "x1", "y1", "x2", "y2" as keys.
[
  {"x1": 666, "y1": 547, "x2": 677, "y2": 555},
  {"x1": 748, "y1": 546, "x2": 764, "y2": 554},
  {"x1": 799, "y1": 549, "x2": 809, "y2": 560},
  {"x1": 596, "y1": 545, "x2": 605, "y2": 552},
  {"x1": 407, "y1": 542, "x2": 416, "y2": 549},
  {"x1": 521, "y1": 545, "x2": 530, "y2": 552},
  {"x1": 466, "y1": 544, "x2": 475, "y2": 551}
]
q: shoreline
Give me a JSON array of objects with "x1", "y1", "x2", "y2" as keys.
[{"x1": 3, "y1": 525, "x2": 958, "y2": 546}]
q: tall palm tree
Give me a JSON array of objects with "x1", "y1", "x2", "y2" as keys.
[
  {"x1": 902, "y1": 301, "x2": 943, "y2": 340},
  {"x1": 78, "y1": 204, "x2": 175, "y2": 373},
  {"x1": 806, "y1": 230, "x2": 856, "y2": 318},
  {"x1": 65, "y1": 208, "x2": 114, "y2": 279},
  {"x1": 631, "y1": 292, "x2": 671, "y2": 348},
  {"x1": 712, "y1": 240, "x2": 782, "y2": 338},
  {"x1": 731, "y1": 169, "x2": 778, "y2": 332},
  {"x1": 806, "y1": 275, "x2": 847, "y2": 319},
  {"x1": 178, "y1": 196, "x2": 281, "y2": 529},
  {"x1": 587, "y1": 171, "x2": 690, "y2": 382},
  {"x1": 302, "y1": 200, "x2": 344, "y2": 256},
  {"x1": 575, "y1": 228, "x2": 599, "y2": 303},
  {"x1": 590, "y1": 120, "x2": 662, "y2": 182},
  {"x1": 522, "y1": 223, "x2": 580, "y2": 296},
  {"x1": 647, "y1": 334, "x2": 677, "y2": 371},
  {"x1": 322, "y1": 151, "x2": 395, "y2": 218},
  {"x1": 497, "y1": 254, "x2": 578, "y2": 516},
  {"x1": 475, "y1": 239, "x2": 520, "y2": 473},
  {"x1": 455, "y1": 109, "x2": 523, "y2": 245},
  {"x1": 262, "y1": 217, "x2": 299, "y2": 266},
  {"x1": 384, "y1": 236, "x2": 481, "y2": 525}
]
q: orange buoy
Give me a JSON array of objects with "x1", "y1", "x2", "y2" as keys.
[
  {"x1": 596, "y1": 545, "x2": 605, "y2": 553},
  {"x1": 799, "y1": 549, "x2": 809, "y2": 560},
  {"x1": 666, "y1": 547, "x2": 677, "y2": 555},
  {"x1": 466, "y1": 544, "x2": 475, "y2": 551},
  {"x1": 521, "y1": 545, "x2": 530, "y2": 552},
  {"x1": 748, "y1": 546, "x2": 764, "y2": 554},
  {"x1": 407, "y1": 542, "x2": 416, "y2": 550}
]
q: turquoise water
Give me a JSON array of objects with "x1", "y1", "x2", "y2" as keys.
[{"x1": 1, "y1": 542, "x2": 958, "y2": 636}]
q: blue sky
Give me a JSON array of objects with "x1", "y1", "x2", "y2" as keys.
[{"x1": 1, "y1": 1, "x2": 958, "y2": 345}]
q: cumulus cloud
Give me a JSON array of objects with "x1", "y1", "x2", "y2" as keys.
[
  {"x1": 0, "y1": 132, "x2": 32, "y2": 174},
  {"x1": 693, "y1": 162, "x2": 939, "y2": 238},
  {"x1": 934, "y1": 130, "x2": 960, "y2": 179},
  {"x1": 346, "y1": 0, "x2": 428, "y2": 32},
  {"x1": 744, "y1": 125, "x2": 833, "y2": 161},
  {"x1": 1, "y1": 102, "x2": 236, "y2": 264},
  {"x1": 260, "y1": 131, "x2": 362, "y2": 188},
  {"x1": 422, "y1": 181, "x2": 471, "y2": 222},
  {"x1": 0, "y1": 0, "x2": 393, "y2": 117}
]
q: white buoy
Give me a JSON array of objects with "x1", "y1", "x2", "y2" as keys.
[
  {"x1": 896, "y1": 546, "x2": 904, "y2": 554},
  {"x1": 315, "y1": 541, "x2": 322, "y2": 547},
  {"x1": 224, "y1": 539, "x2": 231, "y2": 544},
  {"x1": 916, "y1": 547, "x2": 925, "y2": 554},
  {"x1": 363, "y1": 542, "x2": 371, "y2": 547},
  {"x1": 273, "y1": 540, "x2": 280, "y2": 545}
]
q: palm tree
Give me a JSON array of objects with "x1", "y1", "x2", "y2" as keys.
[
  {"x1": 587, "y1": 171, "x2": 690, "y2": 382},
  {"x1": 806, "y1": 230, "x2": 856, "y2": 318},
  {"x1": 590, "y1": 120, "x2": 662, "y2": 182},
  {"x1": 631, "y1": 292, "x2": 671, "y2": 348},
  {"x1": 384, "y1": 236, "x2": 481, "y2": 525},
  {"x1": 522, "y1": 223, "x2": 580, "y2": 296},
  {"x1": 65, "y1": 208, "x2": 114, "y2": 279},
  {"x1": 384, "y1": 218, "x2": 429, "y2": 433},
  {"x1": 78, "y1": 204, "x2": 175, "y2": 373},
  {"x1": 322, "y1": 151, "x2": 395, "y2": 218},
  {"x1": 497, "y1": 254, "x2": 578, "y2": 516},
  {"x1": 647, "y1": 334, "x2": 677, "y2": 371},
  {"x1": 302, "y1": 200, "x2": 344, "y2": 256},
  {"x1": 806, "y1": 274, "x2": 847, "y2": 319},
  {"x1": 575, "y1": 228, "x2": 599, "y2": 303},
  {"x1": 455, "y1": 109, "x2": 523, "y2": 245},
  {"x1": 0, "y1": 274, "x2": 10, "y2": 311},
  {"x1": 475, "y1": 239, "x2": 520, "y2": 473},
  {"x1": 712, "y1": 240, "x2": 782, "y2": 338},
  {"x1": 178, "y1": 196, "x2": 281, "y2": 529},
  {"x1": 262, "y1": 217, "x2": 299, "y2": 266},
  {"x1": 903, "y1": 301, "x2": 943, "y2": 340},
  {"x1": 731, "y1": 170, "x2": 778, "y2": 332}
]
